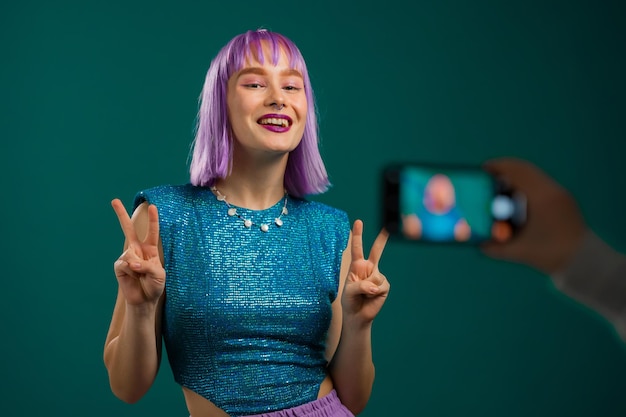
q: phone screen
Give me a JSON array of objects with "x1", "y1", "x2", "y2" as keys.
[{"x1": 382, "y1": 163, "x2": 525, "y2": 244}]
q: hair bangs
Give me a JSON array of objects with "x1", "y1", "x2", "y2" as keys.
[{"x1": 226, "y1": 30, "x2": 305, "y2": 79}]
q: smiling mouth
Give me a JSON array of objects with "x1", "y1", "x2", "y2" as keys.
[{"x1": 258, "y1": 117, "x2": 290, "y2": 128}]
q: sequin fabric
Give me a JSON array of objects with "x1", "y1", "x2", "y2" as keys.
[{"x1": 133, "y1": 184, "x2": 350, "y2": 417}]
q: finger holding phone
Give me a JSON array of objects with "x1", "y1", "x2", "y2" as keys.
[{"x1": 480, "y1": 158, "x2": 586, "y2": 275}]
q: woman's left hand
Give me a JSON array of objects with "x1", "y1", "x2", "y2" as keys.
[{"x1": 341, "y1": 220, "x2": 390, "y2": 324}]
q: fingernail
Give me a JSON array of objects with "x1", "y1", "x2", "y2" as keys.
[
  {"x1": 369, "y1": 286, "x2": 380, "y2": 294},
  {"x1": 131, "y1": 263, "x2": 141, "y2": 269}
]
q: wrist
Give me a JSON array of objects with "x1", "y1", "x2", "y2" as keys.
[
  {"x1": 125, "y1": 301, "x2": 159, "y2": 319},
  {"x1": 546, "y1": 228, "x2": 588, "y2": 275},
  {"x1": 342, "y1": 314, "x2": 374, "y2": 332}
]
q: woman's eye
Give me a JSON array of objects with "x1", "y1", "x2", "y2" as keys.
[
  {"x1": 243, "y1": 83, "x2": 263, "y2": 89},
  {"x1": 283, "y1": 85, "x2": 302, "y2": 92}
]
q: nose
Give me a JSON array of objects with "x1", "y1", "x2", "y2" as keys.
[{"x1": 265, "y1": 84, "x2": 285, "y2": 110}]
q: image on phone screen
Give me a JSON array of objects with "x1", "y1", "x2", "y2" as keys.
[{"x1": 382, "y1": 163, "x2": 525, "y2": 244}]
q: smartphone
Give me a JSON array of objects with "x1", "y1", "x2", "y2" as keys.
[{"x1": 381, "y1": 162, "x2": 526, "y2": 244}]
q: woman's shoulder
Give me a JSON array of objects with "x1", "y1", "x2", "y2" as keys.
[
  {"x1": 133, "y1": 184, "x2": 212, "y2": 209},
  {"x1": 292, "y1": 197, "x2": 346, "y2": 215},
  {"x1": 291, "y1": 197, "x2": 350, "y2": 228},
  {"x1": 136, "y1": 183, "x2": 199, "y2": 196}
]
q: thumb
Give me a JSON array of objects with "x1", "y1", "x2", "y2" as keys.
[{"x1": 346, "y1": 279, "x2": 380, "y2": 297}]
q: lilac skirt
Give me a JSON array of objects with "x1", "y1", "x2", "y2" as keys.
[{"x1": 242, "y1": 390, "x2": 355, "y2": 417}]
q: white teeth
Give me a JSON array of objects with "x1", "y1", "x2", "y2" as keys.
[{"x1": 259, "y1": 118, "x2": 288, "y2": 127}]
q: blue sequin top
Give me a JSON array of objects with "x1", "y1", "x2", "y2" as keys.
[{"x1": 133, "y1": 184, "x2": 350, "y2": 416}]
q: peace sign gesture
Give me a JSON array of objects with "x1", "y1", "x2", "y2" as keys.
[
  {"x1": 111, "y1": 199, "x2": 166, "y2": 306},
  {"x1": 341, "y1": 220, "x2": 390, "y2": 324}
]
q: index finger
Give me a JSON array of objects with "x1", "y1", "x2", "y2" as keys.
[
  {"x1": 111, "y1": 198, "x2": 139, "y2": 244},
  {"x1": 350, "y1": 219, "x2": 365, "y2": 261},
  {"x1": 483, "y1": 157, "x2": 529, "y2": 181},
  {"x1": 488, "y1": 158, "x2": 570, "y2": 203},
  {"x1": 482, "y1": 157, "x2": 546, "y2": 190},
  {"x1": 367, "y1": 228, "x2": 389, "y2": 265}
]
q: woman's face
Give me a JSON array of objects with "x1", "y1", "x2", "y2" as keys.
[{"x1": 227, "y1": 45, "x2": 308, "y2": 160}]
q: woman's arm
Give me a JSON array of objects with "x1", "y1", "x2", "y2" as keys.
[
  {"x1": 551, "y1": 231, "x2": 626, "y2": 341},
  {"x1": 103, "y1": 201, "x2": 166, "y2": 403},
  {"x1": 327, "y1": 220, "x2": 389, "y2": 415}
]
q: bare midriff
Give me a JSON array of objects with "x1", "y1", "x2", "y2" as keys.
[{"x1": 183, "y1": 374, "x2": 334, "y2": 417}]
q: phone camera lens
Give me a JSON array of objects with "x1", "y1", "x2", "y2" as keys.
[{"x1": 491, "y1": 195, "x2": 514, "y2": 220}]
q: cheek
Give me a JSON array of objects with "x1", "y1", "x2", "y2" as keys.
[
  {"x1": 228, "y1": 98, "x2": 251, "y2": 125},
  {"x1": 295, "y1": 99, "x2": 308, "y2": 123},
  {"x1": 297, "y1": 97, "x2": 308, "y2": 113},
  {"x1": 295, "y1": 101, "x2": 307, "y2": 130},
  {"x1": 226, "y1": 102, "x2": 247, "y2": 140}
]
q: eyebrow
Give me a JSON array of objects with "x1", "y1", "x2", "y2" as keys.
[{"x1": 236, "y1": 67, "x2": 303, "y2": 79}]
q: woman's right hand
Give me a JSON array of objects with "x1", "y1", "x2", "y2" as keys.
[{"x1": 111, "y1": 199, "x2": 166, "y2": 306}]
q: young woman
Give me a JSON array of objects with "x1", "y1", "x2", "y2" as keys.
[{"x1": 104, "y1": 29, "x2": 390, "y2": 417}]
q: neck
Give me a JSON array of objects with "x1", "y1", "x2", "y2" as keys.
[{"x1": 215, "y1": 154, "x2": 288, "y2": 210}]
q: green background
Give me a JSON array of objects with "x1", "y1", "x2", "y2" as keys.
[{"x1": 2, "y1": 0, "x2": 625, "y2": 416}]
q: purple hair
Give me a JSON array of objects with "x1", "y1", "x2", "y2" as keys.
[{"x1": 189, "y1": 29, "x2": 330, "y2": 197}]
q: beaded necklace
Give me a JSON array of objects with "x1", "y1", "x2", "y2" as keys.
[{"x1": 211, "y1": 186, "x2": 288, "y2": 232}]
